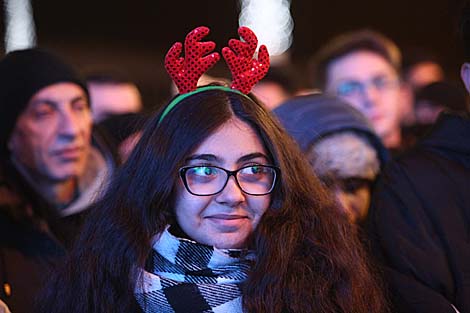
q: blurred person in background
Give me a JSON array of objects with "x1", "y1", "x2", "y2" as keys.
[
  {"x1": 86, "y1": 73, "x2": 143, "y2": 123},
  {"x1": 366, "y1": 4, "x2": 470, "y2": 312},
  {"x1": 398, "y1": 47, "x2": 447, "y2": 127},
  {"x1": 401, "y1": 80, "x2": 469, "y2": 147},
  {"x1": 414, "y1": 81, "x2": 468, "y2": 124},
  {"x1": 310, "y1": 29, "x2": 409, "y2": 154},
  {"x1": 252, "y1": 65, "x2": 299, "y2": 110},
  {"x1": 0, "y1": 48, "x2": 115, "y2": 312},
  {"x1": 402, "y1": 47, "x2": 446, "y2": 91},
  {"x1": 274, "y1": 94, "x2": 389, "y2": 226}
]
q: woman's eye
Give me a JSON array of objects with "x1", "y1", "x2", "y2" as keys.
[
  {"x1": 241, "y1": 165, "x2": 265, "y2": 176},
  {"x1": 203, "y1": 167, "x2": 214, "y2": 175},
  {"x1": 192, "y1": 166, "x2": 217, "y2": 176}
]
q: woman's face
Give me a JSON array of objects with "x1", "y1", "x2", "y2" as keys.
[
  {"x1": 174, "y1": 117, "x2": 272, "y2": 249},
  {"x1": 310, "y1": 132, "x2": 379, "y2": 224},
  {"x1": 333, "y1": 181, "x2": 372, "y2": 224}
]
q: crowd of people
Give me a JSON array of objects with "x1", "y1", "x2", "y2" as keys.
[{"x1": 0, "y1": 5, "x2": 469, "y2": 313}]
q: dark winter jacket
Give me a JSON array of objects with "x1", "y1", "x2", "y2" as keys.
[
  {"x1": 0, "y1": 137, "x2": 115, "y2": 313},
  {"x1": 0, "y1": 159, "x2": 76, "y2": 313},
  {"x1": 367, "y1": 111, "x2": 470, "y2": 313}
]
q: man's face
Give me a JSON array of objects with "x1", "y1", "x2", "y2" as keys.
[
  {"x1": 406, "y1": 61, "x2": 444, "y2": 90},
  {"x1": 88, "y1": 82, "x2": 142, "y2": 122},
  {"x1": 252, "y1": 81, "x2": 290, "y2": 111},
  {"x1": 8, "y1": 82, "x2": 92, "y2": 182},
  {"x1": 325, "y1": 50, "x2": 402, "y2": 142}
]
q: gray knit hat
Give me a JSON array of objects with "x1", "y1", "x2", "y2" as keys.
[
  {"x1": 273, "y1": 94, "x2": 389, "y2": 167},
  {"x1": 0, "y1": 48, "x2": 88, "y2": 155}
]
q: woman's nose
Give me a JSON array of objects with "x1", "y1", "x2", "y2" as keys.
[{"x1": 215, "y1": 176, "x2": 245, "y2": 206}]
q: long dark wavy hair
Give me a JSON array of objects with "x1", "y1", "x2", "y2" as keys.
[{"x1": 39, "y1": 86, "x2": 388, "y2": 313}]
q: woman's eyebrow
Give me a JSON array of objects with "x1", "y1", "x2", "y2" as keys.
[
  {"x1": 186, "y1": 154, "x2": 219, "y2": 162},
  {"x1": 186, "y1": 152, "x2": 269, "y2": 163},
  {"x1": 238, "y1": 152, "x2": 269, "y2": 163}
]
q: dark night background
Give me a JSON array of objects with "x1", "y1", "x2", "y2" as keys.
[{"x1": 0, "y1": 0, "x2": 467, "y2": 110}]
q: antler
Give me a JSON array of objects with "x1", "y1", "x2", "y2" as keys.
[
  {"x1": 165, "y1": 26, "x2": 221, "y2": 94},
  {"x1": 222, "y1": 26, "x2": 270, "y2": 94}
]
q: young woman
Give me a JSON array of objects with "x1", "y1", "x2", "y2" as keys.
[{"x1": 39, "y1": 27, "x2": 387, "y2": 313}]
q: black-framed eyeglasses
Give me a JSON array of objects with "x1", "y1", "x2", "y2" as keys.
[{"x1": 179, "y1": 165, "x2": 280, "y2": 196}]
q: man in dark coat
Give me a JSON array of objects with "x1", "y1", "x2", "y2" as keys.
[
  {"x1": 0, "y1": 49, "x2": 114, "y2": 313},
  {"x1": 367, "y1": 111, "x2": 470, "y2": 313},
  {"x1": 367, "y1": 7, "x2": 470, "y2": 312}
]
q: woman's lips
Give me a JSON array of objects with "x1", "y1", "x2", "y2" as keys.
[{"x1": 206, "y1": 214, "x2": 248, "y2": 229}]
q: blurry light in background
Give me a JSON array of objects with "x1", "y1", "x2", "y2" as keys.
[
  {"x1": 239, "y1": 0, "x2": 293, "y2": 57},
  {"x1": 4, "y1": 0, "x2": 36, "y2": 53}
]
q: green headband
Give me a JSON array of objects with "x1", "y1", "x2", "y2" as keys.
[{"x1": 158, "y1": 85, "x2": 252, "y2": 124}]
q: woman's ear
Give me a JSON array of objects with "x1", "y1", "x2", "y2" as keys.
[{"x1": 460, "y1": 63, "x2": 470, "y2": 93}]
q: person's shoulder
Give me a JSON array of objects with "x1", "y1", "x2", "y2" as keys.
[{"x1": 382, "y1": 145, "x2": 431, "y2": 178}]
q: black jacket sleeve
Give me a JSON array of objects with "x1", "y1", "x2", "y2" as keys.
[{"x1": 367, "y1": 151, "x2": 469, "y2": 313}]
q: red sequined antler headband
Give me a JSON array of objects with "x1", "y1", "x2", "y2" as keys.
[
  {"x1": 165, "y1": 25, "x2": 270, "y2": 94},
  {"x1": 159, "y1": 26, "x2": 270, "y2": 123},
  {"x1": 164, "y1": 26, "x2": 221, "y2": 94},
  {"x1": 222, "y1": 26, "x2": 270, "y2": 94}
]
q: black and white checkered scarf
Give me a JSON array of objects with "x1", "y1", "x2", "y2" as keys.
[{"x1": 135, "y1": 227, "x2": 255, "y2": 313}]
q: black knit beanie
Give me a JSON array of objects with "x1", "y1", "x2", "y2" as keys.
[{"x1": 0, "y1": 48, "x2": 88, "y2": 155}]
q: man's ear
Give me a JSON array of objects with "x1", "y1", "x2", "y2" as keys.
[{"x1": 460, "y1": 63, "x2": 470, "y2": 93}]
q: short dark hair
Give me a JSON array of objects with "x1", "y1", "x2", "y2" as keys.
[
  {"x1": 401, "y1": 47, "x2": 443, "y2": 78},
  {"x1": 258, "y1": 65, "x2": 299, "y2": 95},
  {"x1": 85, "y1": 72, "x2": 136, "y2": 85},
  {"x1": 309, "y1": 29, "x2": 401, "y2": 90}
]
